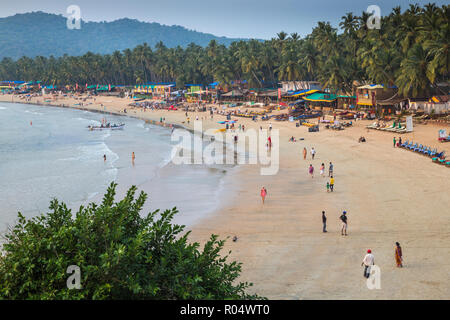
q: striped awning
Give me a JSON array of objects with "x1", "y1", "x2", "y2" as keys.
[{"x1": 291, "y1": 89, "x2": 319, "y2": 97}]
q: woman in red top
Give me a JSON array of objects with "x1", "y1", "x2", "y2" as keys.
[{"x1": 260, "y1": 187, "x2": 267, "y2": 204}]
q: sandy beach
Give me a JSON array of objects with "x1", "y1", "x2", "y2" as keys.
[{"x1": 1, "y1": 92, "x2": 449, "y2": 300}]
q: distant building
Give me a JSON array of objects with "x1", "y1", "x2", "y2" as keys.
[{"x1": 409, "y1": 96, "x2": 449, "y2": 114}]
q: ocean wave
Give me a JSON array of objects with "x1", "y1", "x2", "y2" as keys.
[
  {"x1": 0, "y1": 106, "x2": 6, "y2": 110},
  {"x1": 24, "y1": 110, "x2": 43, "y2": 115},
  {"x1": 74, "y1": 117, "x2": 100, "y2": 124}
]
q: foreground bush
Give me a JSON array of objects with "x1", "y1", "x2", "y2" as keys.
[{"x1": 0, "y1": 183, "x2": 260, "y2": 300}]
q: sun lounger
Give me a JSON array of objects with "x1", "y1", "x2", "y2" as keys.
[
  {"x1": 401, "y1": 140, "x2": 409, "y2": 148},
  {"x1": 418, "y1": 145, "x2": 425, "y2": 153},
  {"x1": 429, "y1": 149, "x2": 437, "y2": 157}
]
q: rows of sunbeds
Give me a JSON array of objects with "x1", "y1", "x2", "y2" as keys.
[
  {"x1": 399, "y1": 140, "x2": 449, "y2": 167},
  {"x1": 366, "y1": 121, "x2": 409, "y2": 133}
]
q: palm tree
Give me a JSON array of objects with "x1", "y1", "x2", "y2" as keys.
[{"x1": 396, "y1": 44, "x2": 432, "y2": 97}]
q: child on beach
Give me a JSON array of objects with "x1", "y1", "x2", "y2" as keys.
[
  {"x1": 309, "y1": 164, "x2": 314, "y2": 178},
  {"x1": 260, "y1": 187, "x2": 267, "y2": 204},
  {"x1": 326, "y1": 182, "x2": 330, "y2": 192},
  {"x1": 320, "y1": 163, "x2": 325, "y2": 177}
]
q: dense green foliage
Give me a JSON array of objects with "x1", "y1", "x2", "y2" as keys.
[
  {"x1": 0, "y1": 183, "x2": 260, "y2": 300},
  {"x1": 0, "y1": 4, "x2": 448, "y2": 98},
  {"x1": 0, "y1": 12, "x2": 241, "y2": 60}
]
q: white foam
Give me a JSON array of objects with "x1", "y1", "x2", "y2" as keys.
[{"x1": 24, "y1": 110, "x2": 43, "y2": 115}]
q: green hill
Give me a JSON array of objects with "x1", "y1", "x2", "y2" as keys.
[{"x1": 0, "y1": 12, "x2": 244, "y2": 60}]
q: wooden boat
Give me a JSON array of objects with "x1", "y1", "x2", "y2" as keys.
[{"x1": 88, "y1": 123, "x2": 125, "y2": 131}]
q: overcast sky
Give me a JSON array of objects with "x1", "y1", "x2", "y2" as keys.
[{"x1": 0, "y1": 0, "x2": 447, "y2": 39}]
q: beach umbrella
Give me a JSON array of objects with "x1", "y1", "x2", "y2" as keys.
[{"x1": 217, "y1": 121, "x2": 227, "y2": 124}]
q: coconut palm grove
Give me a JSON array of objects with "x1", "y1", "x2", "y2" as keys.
[{"x1": 0, "y1": 3, "x2": 448, "y2": 98}]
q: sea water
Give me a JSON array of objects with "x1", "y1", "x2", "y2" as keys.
[{"x1": 0, "y1": 102, "x2": 232, "y2": 232}]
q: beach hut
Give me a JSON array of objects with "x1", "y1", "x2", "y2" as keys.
[
  {"x1": 356, "y1": 84, "x2": 397, "y2": 108},
  {"x1": 303, "y1": 92, "x2": 337, "y2": 111},
  {"x1": 409, "y1": 95, "x2": 449, "y2": 114},
  {"x1": 336, "y1": 95, "x2": 357, "y2": 109}
]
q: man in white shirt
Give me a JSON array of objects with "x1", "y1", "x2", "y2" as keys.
[
  {"x1": 311, "y1": 147, "x2": 316, "y2": 160},
  {"x1": 361, "y1": 249, "x2": 375, "y2": 278}
]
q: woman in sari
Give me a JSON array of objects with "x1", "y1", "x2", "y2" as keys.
[{"x1": 395, "y1": 242, "x2": 403, "y2": 267}]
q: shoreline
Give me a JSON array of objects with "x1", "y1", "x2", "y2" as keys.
[
  {"x1": 0, "y1": 99, "x2": 241, "y2": 232},
  {"x1": 1, "y1": 94, "x2": 449, "y2": 299}
]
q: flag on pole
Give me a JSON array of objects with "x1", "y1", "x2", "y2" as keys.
[
  {"x1": 108, "y1": 84, "x2": 111, "y2": 91},
  {"x1": 85, "y1": 83, "x2": 87, "y2": 89}
]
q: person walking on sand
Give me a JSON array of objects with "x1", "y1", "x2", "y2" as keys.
[
  {"x1": 320, "y1": 163, "x2": 325, "y2": 177},
  {"x1": 393, "y1": 136, "x2": 396, "y2": 147},
  {"x1": 322, "y1": 211, "x2": 327, "y2": 233},
  {"x1": 329, "y1": 176, "x2": 335, "y2": 192},
  {"x1": 311, "y1": 147, "x2": 316, "y2": 160},
  {"x1": 395, "y1": 242, "x2": 403, "y2": 267},
  {"x1": 340, "y1": 211, "x2": 347, "y2": 236},
  {"x1": 328, "y1": 162, "x2": 333, "y2": 177},
  {"x1": 309, "y1": 164, "x2": 314, "y2": 178},
  {"x1": 303, "y1": 147, "x2": 307, "y2": 160},
  {"x1": 362, "y1": 249, "x2": 375, "y2": 278},
  {"x1": 260, "y1": 187, "x2": 267, "y2": 204}
]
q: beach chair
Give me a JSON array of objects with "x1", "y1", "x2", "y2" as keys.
[
  {"x1": 445, "y1": 161, "x2": 450, "y2": 167},
  {"x1": 401, "y1": 140, "x2": 409, "y2": 148},
  {"x1": 414, "y1": 144, "x2": 422, "y2": 152},
  {"x1": 429, "y1": 148, "x2": 437, "y2": 157},
  {"x1": 417, "y1": 145, "x2": 425, "y2": 153},
  {"x1": 409, "y1": 143, "x2": 418, "y2": 150},
  {"x1": 422, "y1": 146, "x2": 430, "y2": 155}
]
